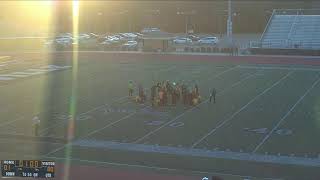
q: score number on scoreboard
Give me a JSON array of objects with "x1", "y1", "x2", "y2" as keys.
[{"x1": 1, "y1": 160, "x2": 55, "y2": 178}]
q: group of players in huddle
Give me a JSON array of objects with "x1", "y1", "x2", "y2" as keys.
[{"x1": 129, "y1": 80, "x2": 216, "y2": 107}]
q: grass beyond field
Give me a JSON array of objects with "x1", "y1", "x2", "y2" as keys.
[{"x1": 0, "y1": 52, "x2": 320, "y2": 179}]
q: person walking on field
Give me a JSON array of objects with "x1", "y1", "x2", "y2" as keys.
[
  {"x1": 128, "y1": 80, "x2": 134, "y2": 97},
  {"x1": 209, "y1": 88, "x2": 216, "y2": 103},
  {"x1": 32, "y1": 116, "x2": 41, "y2": 136}
]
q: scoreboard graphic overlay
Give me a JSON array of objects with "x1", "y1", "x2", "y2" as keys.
[{"x1": 1, "y1": 160, "x2": 55, "y2": 178}]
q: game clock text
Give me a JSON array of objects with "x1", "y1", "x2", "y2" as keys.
[{"x1": 1, "y1": 160, "x2": 55, "y2": 178}]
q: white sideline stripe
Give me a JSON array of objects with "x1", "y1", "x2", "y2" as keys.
[
  {"x1": 0, "y1": 132, "x2": 64, "y2": 139},
  {"x1": 252, "y1": 75, "x2": 320, "y2": 153},
  {"x1": 38, "y1": 95, "x2": 129, "y2": 135},
  {"x1": 134, "y1": 70, "x2": 258, "y2": 144},
  {"x1": 71, "y1": 139, "x2": 320, "y2": 168},
  {"x1": 191, "y1": 71, "x2": 294, "y2": 148},
  {"x1": 239, "y1": 65, "x2": 320, "y2": 72},
  {"x1": 0, "y1": 137, "x2": 64, "y2": 145},
  {"x1": 43, "y1": 156, "x2": 282, "y2": 180}
]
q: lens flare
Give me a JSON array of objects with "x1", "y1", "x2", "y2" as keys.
[{"x1": 62, "y1": 1, "x2": 79, "y2": 180}]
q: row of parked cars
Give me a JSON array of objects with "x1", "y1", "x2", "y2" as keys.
[
  {"x1": 45, "y1": 29, "x2": 219, "y2": 50},
  {"x1": 173, "y1": 35, "x2": 219, "y2": 45},
  {"x1": 44, "y1": 33, "x2": 99, "y2": 47},
  {"x1": 45, "y1": 32, "x2": 142, "y2": 49},
  {"x1": 99, "y1": 32, "x2": 142, "y2": 48}
]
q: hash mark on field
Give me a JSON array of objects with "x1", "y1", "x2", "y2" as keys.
[
  {"x1": 252, "y1": 75, "x2": 320, "y2": 153},
  {"x1": 191, "y1": 71, "x2": 293, "y2": 148}
]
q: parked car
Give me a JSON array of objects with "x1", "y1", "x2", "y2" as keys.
[
  {"x1": 122, "y1": 40, "x2": 138, "y2": 48},
  {"x1": 187, "y1": 34, "x2": 200, "y2": 41},
  {"x1": 197, "y1": 36, "x2": 219, "y2": 45},
  {"x1": 173, "y1": 37, "x2": 192, "y2": 44},
  {"x1": 101, "y1": 37, "x2": 119, "y2": 45},
  {"x1": 89, "y1": 33, "x2": 99, "y2": 38},
  {"x1": 141, "y1": 27, "x2": 161, "y2": 33},
  {"x1": 134, "y1": 32, "x2": 143, "y2": 37},
  {"x1": 56, "y1": 33, "x2": 72, "y2": 39},
  {"x1": 119, "y1": 33, "x2": 137, "y2": 40}
]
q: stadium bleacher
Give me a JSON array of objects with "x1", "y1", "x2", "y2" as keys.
[{"x1": 259, "y1": 9, "x2": 320, "y2": 50}]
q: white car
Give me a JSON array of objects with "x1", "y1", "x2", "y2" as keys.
[
  {"x1": 56, "y1": 33, "x2": 72, "y2": 39},
  {"x1": 198, "y1": 36, "x2": 219, "y2": 44},
  {"x1": 122, "y1": 40, "x2": 138, "y2": 47},
  {"x1": 173, "y1": 37, "x2": 192, "y2": 44},
  {"x1": 119, "y1": 33, "x2": 137, "y2": 40},
  {"x1": 141, "y1": 27, "x2": 161, "y2": 33}
]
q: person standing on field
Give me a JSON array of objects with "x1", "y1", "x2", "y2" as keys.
[
  {"x1": 32, "y1": 116, "x2": 41, "y2": 136},
  {"x1": 209, "y1": 88, "x2": 216, "y2": 103},
  {"x1": 128, "y1": 80, "x2": 134, "y2": 97}
]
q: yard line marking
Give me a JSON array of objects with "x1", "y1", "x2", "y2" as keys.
[
  {"x1": 191, "y1": 71, "x2": 294, "y2": 148},
  {"x1": 252, "y1": 75, "x2": 320, "y2": 153},
  {"x1": 44, "y1": 156, "x2": 282, "y2": 180},
  {"x1": 133, "y1": 71, "x2": 259, "y2": 144},
  {"x1": 39, "y1": 95, "x2": 129, "y2": 135},
  {"x1": 239, "y1": 65, "x2": 320, "y2": 72},
  {"x1": 207, "y1": 65, "x2": 239, "y2": 81},
  {"x1": 83, "y1": 107, "x2": 148, "y2": 139}
]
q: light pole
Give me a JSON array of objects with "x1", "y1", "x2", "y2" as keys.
[
  {"x1": 227, "y1": 0, "x2": 233, "y2": 43},
  {"x1": 176, "y1": 10, "x2": 196, "y2": 36}
]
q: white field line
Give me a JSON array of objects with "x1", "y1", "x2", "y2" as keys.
[
  {"x1": 71, "y1": 139, "x2": 320, "y2": 168},
  {"x1": 0, "y1": 136, "x2": 65, "y2": 145},
  {"x1": 38, "y1": 95, "x2": 129, "y2": 135},
  {"x1": 207, "y1": 65, "x2": 239, "y2": 81},
  {"x1": 252, "y1": 75, "x2": 320, "y2": 153},
  {"x1": 191, "y1": 71, "x2": 294, "y2": 148},
  {"x1": 238, "y1": 65, "x2": 320, "y2": 72},
  {"x1": 0, "y1": 131, "x2": 64, "y2": 139},
  {"x1": 0, "y1": 116, "x2": 24, "y2": 128},
  {"x1": 133, "y1": 71, "x2": 259, "y2": 144},
  {"x1": 43, "y1": 156, "x2": 282, "y2": 180}
]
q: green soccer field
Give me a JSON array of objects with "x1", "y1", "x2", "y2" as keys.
[{"x1": 1, "y1": 53, "x2": 320, "y2": 179}]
